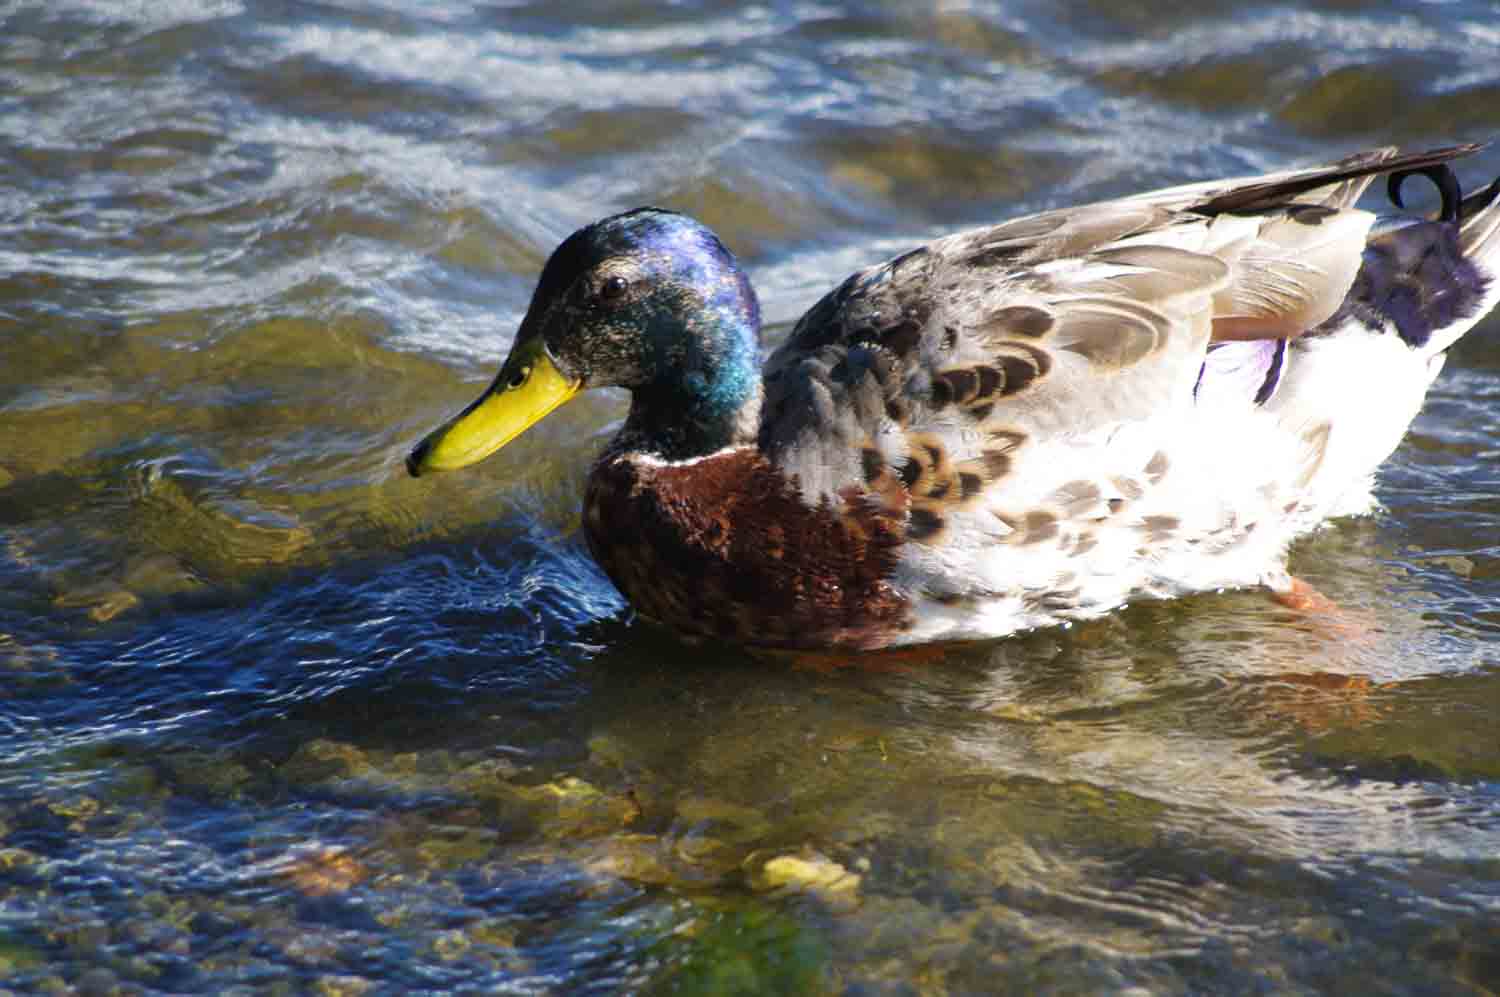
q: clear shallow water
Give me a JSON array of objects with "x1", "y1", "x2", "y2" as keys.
[{"x1": 2, "y1": 1, "x2": 1500, "y2": 992}]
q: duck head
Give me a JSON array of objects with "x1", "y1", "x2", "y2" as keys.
[{"x1": 407, "y1": 208, "x2": 762, "y2": 476}]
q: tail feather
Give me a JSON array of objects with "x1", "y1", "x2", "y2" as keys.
[
  {"x1": 1311, "y1": 155, "x2": 1500, "y2": 358},
  {"x1": 1424, "y1": 167, "x2": 1500, "y2": 356},
  {"x1": 1191, "y1": 143, "x2": 1486, "y2": 217}
]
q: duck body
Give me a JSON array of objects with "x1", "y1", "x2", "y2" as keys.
[{"x1": 409, "y1": 145, "x2": 1500, "y2": 650}]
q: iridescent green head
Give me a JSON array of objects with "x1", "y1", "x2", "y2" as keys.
[{"x1": 407, "y1": 208, "x2": 763, "y2": 475}]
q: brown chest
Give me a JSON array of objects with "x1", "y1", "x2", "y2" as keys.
[{"x1": 582, "y1": 448, "x2": 913, "y2": 650}]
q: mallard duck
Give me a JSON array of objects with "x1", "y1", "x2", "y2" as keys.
[{"x1": 407, "y1": 144, "x2": 1500, "y2": 650}]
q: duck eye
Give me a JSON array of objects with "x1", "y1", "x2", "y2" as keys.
[
  {"x1": 507, "y1": 365, "x2": 531, "y2": 389},
  {"x1": 599, "y1": 275, "x2": 629, "y2": 302}
]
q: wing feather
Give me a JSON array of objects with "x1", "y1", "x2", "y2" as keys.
[{"x1": 759, "y1": 144, "x2": 1486, "y2": 504}]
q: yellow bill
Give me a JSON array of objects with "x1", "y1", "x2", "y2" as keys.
[{"x1": 407, "y1": 341, "x2": 579, "y2": 477}]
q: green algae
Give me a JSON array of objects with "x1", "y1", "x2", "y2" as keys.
[
  {"x1": 645, "y1": 904, "x2": 832, "y2": 997},
  {"x1": 0, "y1": 934, "x2": 46, "y2": 977}
]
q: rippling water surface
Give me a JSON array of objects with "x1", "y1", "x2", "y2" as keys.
[{"x1": 3, "y1": 2, "x2": 1500, "y2": 992}]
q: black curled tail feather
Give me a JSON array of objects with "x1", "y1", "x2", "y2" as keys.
[{"x1": 1387, "y1": 164, "x2": 1463, "y2": 223}]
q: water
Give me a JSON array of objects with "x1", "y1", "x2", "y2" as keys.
[{"x1": 2, "y1": 1, "x2": 1500, "y2": 992}]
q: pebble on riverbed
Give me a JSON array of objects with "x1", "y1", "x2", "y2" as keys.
[
  {"x1": 312, "y1": 973, "x2": 375, "y2": 997},
  {"x1": 52, "y1": 584, "x2": 141, "y2": 623},
  {"x1": 746, "y1": 850, "x2": 862, "y2": 910},
  {"x1": 269, "y1": 844, "x2": 370, "y2": 897},
  {"x1": 51, "y1": 556, "x2": 203, "y2": 623}
]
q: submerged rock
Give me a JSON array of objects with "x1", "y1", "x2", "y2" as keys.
[
  {"x1": 158, "y1": 753, "x2": 256, "y2": 800},
  {"x1": 528, "y1": 776, "x2": 641, "y2": 840},
  {"x1": 53, "y1": 584, "x2": 141, "y2": 623},
  {"x1": 269, "y1": 844, "x2": 369, "y2": 897},
  {"x1": 312, "y1": 974, "x2": 375, "y2": 997},
  {"x1": 413, "y1": 827, "x2": 499, "y2": 869},
  {"x1": 0, "y1": 847, "x2": 40, "y2": 871},
  {"x1": 746, "y1": 851, "x2": 862, "y2": 910},
  {"x1": 583, "y1": 833, "x2": 677, "y2": 886},
  {"x1": 132, "y1": 464, "x2": 314, "y2": 577},
  {"x1": 0, "y1": 633, "x2": 58, "y2": 672},
  {"x1": 278, "y1": 739, "x2": 374, "y2": 786}
]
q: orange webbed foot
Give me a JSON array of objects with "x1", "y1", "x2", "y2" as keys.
[
  {"x1": 1269, "y1": 575, "x2": 1382, "y2": 646},
  {"x1": 1271, "y1": 576, "x2": 1340, "y2": 614}
]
